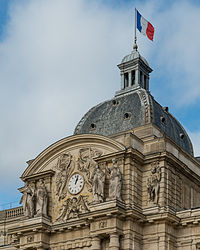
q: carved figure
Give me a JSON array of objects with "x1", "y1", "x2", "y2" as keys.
[
  {"x1": 56, "y1": 195, "x2": 89, "y2": 221},
  {"x1": 35, "y1": 179, "x2": 48, "y2": 217},
  {"x1": 147, "y1": 163, "x2": 161, "y2": 204},
  {"x1": 10, "y1": 233, "x2": 19, "y2": 244},
  {"x1": 19, "y1": 183, "x2": 35, "y2": 218},
  {"x1": 91, "y1": 164, "x2": 105, "y2": 203},
  {"x1": 106, "y1": 158, "x2": 122, "y2": 200},
  {"x1": 77, "y1": 148, "x2": 102, "y2": 192},
  {"x1": 55, "y1": 153, "x2": 74, "y2": 199}
]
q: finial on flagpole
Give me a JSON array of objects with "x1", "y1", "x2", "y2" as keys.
[
  {"x1": 133, "y1": 37, "x2": 138, "y2": 51},
  {"x1": 134, "y1": 8, "x2": 138, "y2": 51}
]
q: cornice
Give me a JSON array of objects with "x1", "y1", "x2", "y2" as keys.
[
  {"x1": 21, "y1": 134, "x2": 126, "y2": 178},
  {"x1": 21, "y1": 169, "x2": 55, "y2": 182}
]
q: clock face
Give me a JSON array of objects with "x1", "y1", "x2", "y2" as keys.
[{"x1": 68, "y1": 173, "x2": 84, "y2": 195}]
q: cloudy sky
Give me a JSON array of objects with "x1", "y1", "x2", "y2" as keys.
[{"x1": 0, "y1": 0, "x2": 200, "y2": 208}]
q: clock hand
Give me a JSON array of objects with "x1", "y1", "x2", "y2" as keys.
[{"x1": 75, "y1": 175, "x2": 79, "y2": 185}]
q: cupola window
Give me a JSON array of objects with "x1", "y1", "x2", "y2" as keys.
[
  {"x1": 124, "y1": 72, "x2": 129, "y2": 88},
  {"x1": 117, "y1": 49, "x2": 152, "y2": 93},
  {"x1": 131, "y1": 70, "x2": 135, "y2": 86},
  {"x1": 144, "y1": 75, "x2": 147, "y2": 89},
  {"x1": 140, "y1": 71, "x2": 143, "y2": 86}
]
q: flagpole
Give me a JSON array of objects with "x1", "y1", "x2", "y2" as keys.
[{"x1": 134, "y1": 8, "x2": 138, "y2": 51}]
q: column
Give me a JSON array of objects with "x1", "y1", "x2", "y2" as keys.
[
  {"x1": 91, "y1": 236, "x2": 101, "y2": 250},
  {"x1": 141, "y1": 73, "x2": 144, "y2": 88},
  {"x1": 128, "y1": 72, "x2": 132, "y2": 87},
  {"x1": 121, "y1": 74, "x2": 124, "y2": 89},
  {"x1": 109, "y1": 233, "x2": 119, "y2": 250},
  {"x1": 135, "y1": 69, "x2": 139, "y2": 86},
  {"x1": 146, "y1": 76, "x2": 149, "y2": 91}
]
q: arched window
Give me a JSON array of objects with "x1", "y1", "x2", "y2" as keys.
[
  {"x1": 131, "y1": 70, "x2": 135, "y2": 86},
  {"x1": 144, "y1": 75, "x2": 147, "y2": 89},
  {"x1": 124, "y1": 72, "x2": 129, "y2": 88}
]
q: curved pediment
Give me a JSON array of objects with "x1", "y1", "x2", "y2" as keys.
[
  {"x1": 19, "y1": 134, "x2": 126, "y2": 223},
  {"x1": 21, "y1": 134, "x2": 125, "y2": 179}
]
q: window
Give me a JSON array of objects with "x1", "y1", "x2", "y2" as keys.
[
  {"x1": 124, "y1": 72, "x2": 128, "y2": 88},
  {"x1": 144, "y1": 75, "x2": 147, "y2": 89},
  {"x1": 140, "y1": 71, "x2": 143, "y2": 85},
  {"x1": 131, "y1": 70, "x2": 135, "y2": 86}
]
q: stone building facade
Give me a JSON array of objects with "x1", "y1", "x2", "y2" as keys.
[{"x1": 1, "y1": 48, "x2": 200, "y2": 250}]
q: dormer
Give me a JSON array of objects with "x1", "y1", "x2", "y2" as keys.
[{"x1": 116, "y1": 49, "x2": 152, "y2": 96}]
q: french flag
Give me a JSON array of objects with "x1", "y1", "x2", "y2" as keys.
[{"x1": 136, "y1": 10, "x2": 154, "y2": 41}]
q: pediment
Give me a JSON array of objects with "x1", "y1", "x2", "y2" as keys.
[
  {"x1": 21, "y1": 134, "x2": 125, "y2": 179},
  {"x1": 20, "y1": 134, "x2": 125, "y2": 223}
]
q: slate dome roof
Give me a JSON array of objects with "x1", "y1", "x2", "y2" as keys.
[
  {"x1": 121, "y1": 50, "x2": 149, "y2": 66},
  {"x1": 74, "y1": 88, "x2": 193, "y2": 155},
  {"x1": 74, "y1": 48, "x2": 193, "y2": 155}
]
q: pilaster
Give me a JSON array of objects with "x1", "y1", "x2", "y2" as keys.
[
  {"x1": 128, "y1": 72, "x2": 132, "y2": 87},
  {"x1": 121, "y1": 74, "x2": 124, "y2": 89},
  {"x1": 135, "y1": 69, "x2": 139, "y2": 86}
]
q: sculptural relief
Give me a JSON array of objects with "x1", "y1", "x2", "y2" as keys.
[
  {"x1": 99, "y1": 220, "x2": 107, "y2": 229},
  {"x1": 27, "y1": 235, "x2": 34, "y2": 243},
  {"x1": 20, "y1": 179, "x2": 49, "y2": 218},
  {"x1": 55, "y1": 153, "x2": 75, "y2": 199},
  {"x1": 56, "y1": 195, "x2": 89, "y2": 221},
  {"x1": 35, "y1": 179, "x2": 48, "y2": 217},
  {"x1": 19, "y1": 183, "x2": 35, "y2": 218},
  {"x1": 10, "y1": 234, "x2": 19, "y2": 244},
  {"x1": 147, "y1": 162, "x2": 161, "y2": 204},
  {"x1": 77, "y1": 147, "x2": 102, "y2": 192},
  {"x1": 52, "y1": 147, "x2": 104, "y2": 222},
  {"x1": 106, "y1": 158, "x2": 122, "y2": 200},
  {"x1": 91, "y1": 164, "x2": 105, "y2": 203}
]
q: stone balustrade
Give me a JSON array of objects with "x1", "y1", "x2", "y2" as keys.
[{"x1": 0, "y1": 206, "x2": 23, "y2": 220}]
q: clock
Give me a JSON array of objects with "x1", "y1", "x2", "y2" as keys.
[{"x1": 68, "y1": 173, "x2": 84, "y2": 195}]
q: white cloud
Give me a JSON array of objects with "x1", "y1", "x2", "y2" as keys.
[
  {"x1": 0, "y1": 0, "x2": 200, "y2": 205},
  {"x1": 189, "y1": 131, "x2": 200, "y2": 156},
  {"x1": 0, "y1": 0, "x2": 133, "y2": 203},
  {"x1": 151, "y1": 1, "x2": 200, "y2": 105}
]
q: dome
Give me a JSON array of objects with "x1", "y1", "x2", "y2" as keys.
[
  {"x1": 74, "y1": 89, "x2": 193, "y2": 155},
  {"x1": 121, "y1": 49, "x2": 149, "y2": 66}
]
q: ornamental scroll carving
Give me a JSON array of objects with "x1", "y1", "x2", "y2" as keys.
[
  {"x1": 147, "y1": 162, "x2": 161, "y2": 204},
  {"x1": 56, "y1": 195, "x2": 89, "y2": 221}
]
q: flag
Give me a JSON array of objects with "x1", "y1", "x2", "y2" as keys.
[{"x1": 136, "y1": 10, "x2": 154, "y2": 41}]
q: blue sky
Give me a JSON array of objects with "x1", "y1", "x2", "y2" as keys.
[
  {"x1": 0, "y1": 0, "x2": 13, "y2": 39},
  {"x1": 0, "y1": 0, "x2": 200, "y2": 208}
]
